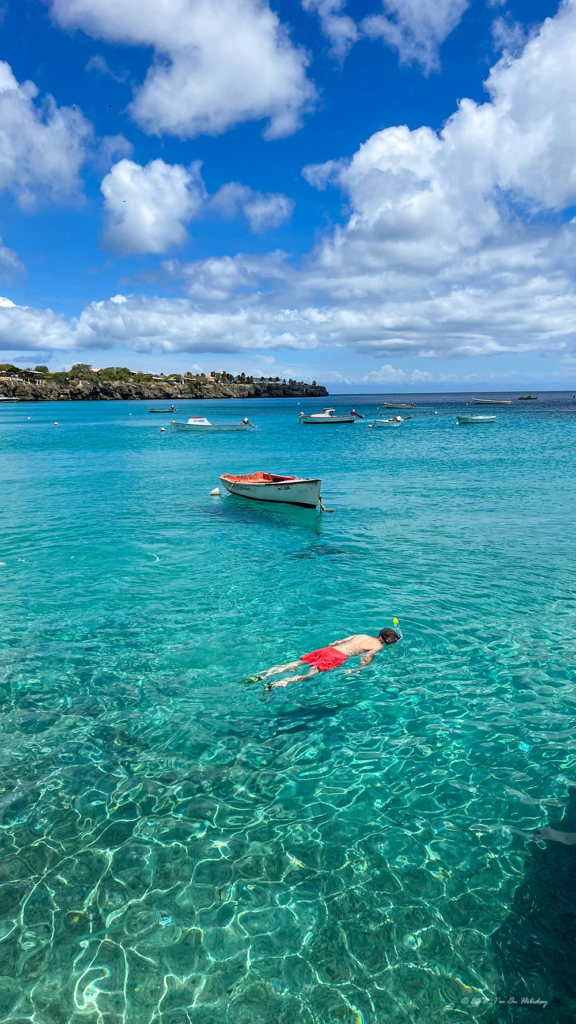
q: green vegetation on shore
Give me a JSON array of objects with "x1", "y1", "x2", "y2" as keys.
[{"x1": 0, "y1": 363, "x2": 313, "y2": 387}]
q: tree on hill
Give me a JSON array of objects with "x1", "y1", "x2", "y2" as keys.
[
  {"x1": 70, "y1": 363, "x2": 95, "y2": 379},
  {"x1": 35, "y1": 365, "x2": 49, "y2": 372}
]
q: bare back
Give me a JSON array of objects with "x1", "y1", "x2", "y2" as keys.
[{"x1": 330, "y1": 634, "x2": 381, "y2": 657}]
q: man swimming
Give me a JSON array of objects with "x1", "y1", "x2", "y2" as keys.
[{"x1": 242, "y1": 626, "x2": 402, "y2": 691}]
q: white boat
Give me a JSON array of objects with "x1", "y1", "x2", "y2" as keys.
[
  {"x1": 220, "y1": 472, "x2": 322, "y2": 508},
  {"x1": 373, "y1": 415, "x2": 409, "y2": 427},
  {"x1": 456, "y1": 415, "x2": 496, "y2": 424},
  {"x1": 471, "y1": 398, "x2": 511, "y2": 405},
  {"x1": 171, "y1": 417, "x2": 249, "y2": 432},
  {"x1": 384, "y1": 402, "x2": 415, "y2": 408},
  {"x1": 0, "y1": 396, "x2": 19, "y2": 403},
  {"x1": 299, "y1": 408, "x2": 355, "y2": 424}
]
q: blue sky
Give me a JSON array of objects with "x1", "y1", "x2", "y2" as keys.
[{"x1": 0, "y1": 0, "x2": 574, "y2": 390}]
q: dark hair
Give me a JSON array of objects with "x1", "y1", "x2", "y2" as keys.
[{"x1": 378, "y1": 627, "x2": 401, "y2": 644}]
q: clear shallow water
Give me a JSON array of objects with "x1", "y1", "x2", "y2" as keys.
[{"x1": 0, "y1": 393, "x2": 575, "y2": 1023}]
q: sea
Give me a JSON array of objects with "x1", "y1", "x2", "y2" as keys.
[{"x1": 1, "y1": 392, "x2": 575, "y2": 1024}]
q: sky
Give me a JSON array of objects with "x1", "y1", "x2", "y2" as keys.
[{"x1": 0, "y1": 0, "x2": 575, "y2": 391}]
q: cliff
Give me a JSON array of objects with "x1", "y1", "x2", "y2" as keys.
[{"x1": 0, "y1": 378, "x2": 329, "y2": 402}]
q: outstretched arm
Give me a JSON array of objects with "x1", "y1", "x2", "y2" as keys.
[{"x1": 358, "y1": 651, "x2": 377, "y2": 667}]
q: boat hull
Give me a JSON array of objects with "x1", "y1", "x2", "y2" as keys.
[
  {"x1": 456, "y1": 415, "x2": 496, "y2": 424},
  {"x1": 220, "y1": 473, "x2": 321, "y2": 507},
  {"x1": 171, "y1": 421, "x2": 247, "y2": 432},
  {"x1": 471, "y1": 399, "x2": 511, "y2": 405},
  {"x1": 300, "y1": 416, "x2": 355, "y2": 424},
  {"x1": 384, "y1": 403, "x2": 415, "y2": 408}
]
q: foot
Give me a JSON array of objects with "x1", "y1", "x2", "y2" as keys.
[{"x1": 239, "y1": 675, "x2": 262, "y2": 685}]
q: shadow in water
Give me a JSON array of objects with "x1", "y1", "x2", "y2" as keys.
[
  {"x1": 274, "y1": 701, "x2": 352, "y2": 734},
  {"x1": 490, "y1": 787, "x2": 576, "y2": 1021},
  {"x1": 290, "y1": 543, "x2": 353, "y2": 560}
]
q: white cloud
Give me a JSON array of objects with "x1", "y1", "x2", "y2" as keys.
[
  {"x1": 363, "y1": 0, "x2": 469, "y2": 72},
  {"x1": 0, "y1": 60, "x2": 92, "y2": 209},
  {"x1": 363, "y1": 363, "x2": 434, "y2": 383},
  {"x1": 8, "y1": 1, "x2": 576, "y2": 372},
  {"x1": 491, "y1": 15, "x2": 527, "y2": 56},
  {"x1": 101, "y1": 160, "x2": 295, "y2": 254},
  {"x1": 210, "y1": 182, "x2": 294, "y2": 232},
  {"x1": 101, "y1": 159, "x2": 206, "y2": 255},
  {"x1": 164, "y1": 251, "x2": 290, "y2": 300},
  {"x1": 0, "y1": 299, "x2": 75, "y2": 351},
  {"x1": 0, "y1": 238, "x2": 24, "y2": 278},
  {"x1": 85, "y1": 54, "x2": 127, "y2": 82},
  {"x1": 302, "y1": 0, "x2": 359, "y2": 60},
  {"x1": 49, "y1": 0, "x2": 316, "y2": 139}
]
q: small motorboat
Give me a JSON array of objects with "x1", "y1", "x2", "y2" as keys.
[
  {"x1": 220, "y1": 472, "x2": 322, "y2": 508},
  {"x1": 0, "y1": 396, "x2": 19, "y2": 403},
  {"x1": 299, "y1": 408, "x2": 355, "y2": 424},
  {"x1": 149, "y1": 406, "x2": 175, "y2": 412},
  {"x1": 471, "y1": 398, "x2": 511, "y2": 405},
  {"x1": 518, "y1": 395, "x2": 538, "y2": 400},
  {"x1": 384, "y1": 402, "x2": 415, "y2": 409},
  {"x1": 373, "y1": 416, "x2": 409, "y2": 427},
  {"x1": 171, "y1": 417, "x2": 250, "y2": 432},
  {"x1": 456, "y1": 415, "x2": 496, "y2": 424}
]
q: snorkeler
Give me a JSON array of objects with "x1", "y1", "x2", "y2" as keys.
[{"x1": 241, "y1": 626, "x2": 402, "y2": 691}]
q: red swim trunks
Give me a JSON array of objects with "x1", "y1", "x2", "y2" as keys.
[{"x1": 301, "y1": 647, "x2": 348, "y2": 672}]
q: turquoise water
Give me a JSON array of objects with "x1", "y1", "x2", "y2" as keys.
[{"x1": 1, "y1": 393, "x2": 576, "y2": 1023}]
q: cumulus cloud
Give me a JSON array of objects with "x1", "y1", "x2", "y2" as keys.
[
  {"x1": 0, "y1": 60, "x2": 92, "y2": 209},
  {"x1": 210, "y1": 183, "x2": 294, "y2": 232},
  {"x1": 101, "y1": 160, "x2": 295, "y2": 254},
  {"x1": 49, "y1": 0, "x2": 316, "y2": 139},
  {"x1": 363, "y1": 0, "x2": 469, "y2": 73},
  {"x1": 0, "y1": 298, "x2": 76, "y2": 351},
  {"x1": 101, "y1": 159, "x2": 206, "y2": 255},
  {"x1": 363, "y1": 363, "x2": 435, "y2": 383},
  {"x1": 163, "y1": 251, "x2": 290, "y2": 299},
  {"x1": 8, "y1": 2, "x2": 576, "y2": 369},
  {"x1": 302, "y1": 0, "x2": 359, "y2": 60}
]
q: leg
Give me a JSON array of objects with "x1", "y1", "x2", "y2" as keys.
[
  {"x1": 257, "y1": 660, "x2": 303, "y2": 681},
  {"x1": 268, "y1": 666, "x2": 319, "y2": 690},
  {"x1": 240, "y1": 659, "x2": 303, "y2": 685}
]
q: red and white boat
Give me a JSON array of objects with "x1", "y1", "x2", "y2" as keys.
[{"x1": 219, "y1": 472, "x2": 321, "y2": 508}]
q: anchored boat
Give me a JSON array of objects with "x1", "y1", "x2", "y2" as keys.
[
  {"x1": 299, "y1": 408, "x2": 355, "y2": 424},
  {"x1": 220, "y1": 472, "x2": 322, "y2": 508},
  {"x1": 384, "y1": 402, "x2": 415, "y2": 409},
  {"x1": 171, "y1": 416, "x2": 249, "y2": 432},
  {"x1": 471, "y1": 398, "x2": 511, "y2": 405},
  {"x1": 373, "y1": 416, "x2": 405, "y2": 428},
  {"x1": 456, "y1": 415, "x2": 496, "y2": 424},
  {"x1": 518, "y1": 395, "x2": 538, "y2": 400}
]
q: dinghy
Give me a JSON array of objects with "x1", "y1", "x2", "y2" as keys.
[
  {"x1": 220, "y1": 472, "x2": 322, "y2": 508},
  {"x1": 384, "y1": 402, "x2": 415, "y2": 408},
  {"x1": 373, "y1": 416, "x2": 409, "y2": 427},
  {"x1": 171, "y1": 416, "x2": 249, "y2": 432},
  {"x1": 518, "y1": 395, "x2": 538, "y2": 400},
  {"x1": 471, "y1": 398, "x2": 511, "y2": 405},
  {"x1": 299, "y1": 408, "x2": 355, "y2": 424},
  {"x1": 456, "y1": 415, "x2": 496, "y2": 424},
  {"x1": 149, "y1": 406, "x2": 175, "y2": 412}
]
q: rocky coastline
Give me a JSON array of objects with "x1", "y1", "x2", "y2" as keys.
[{"x1": 0, "y1": 378, "x2": 329, "y2": 402}]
